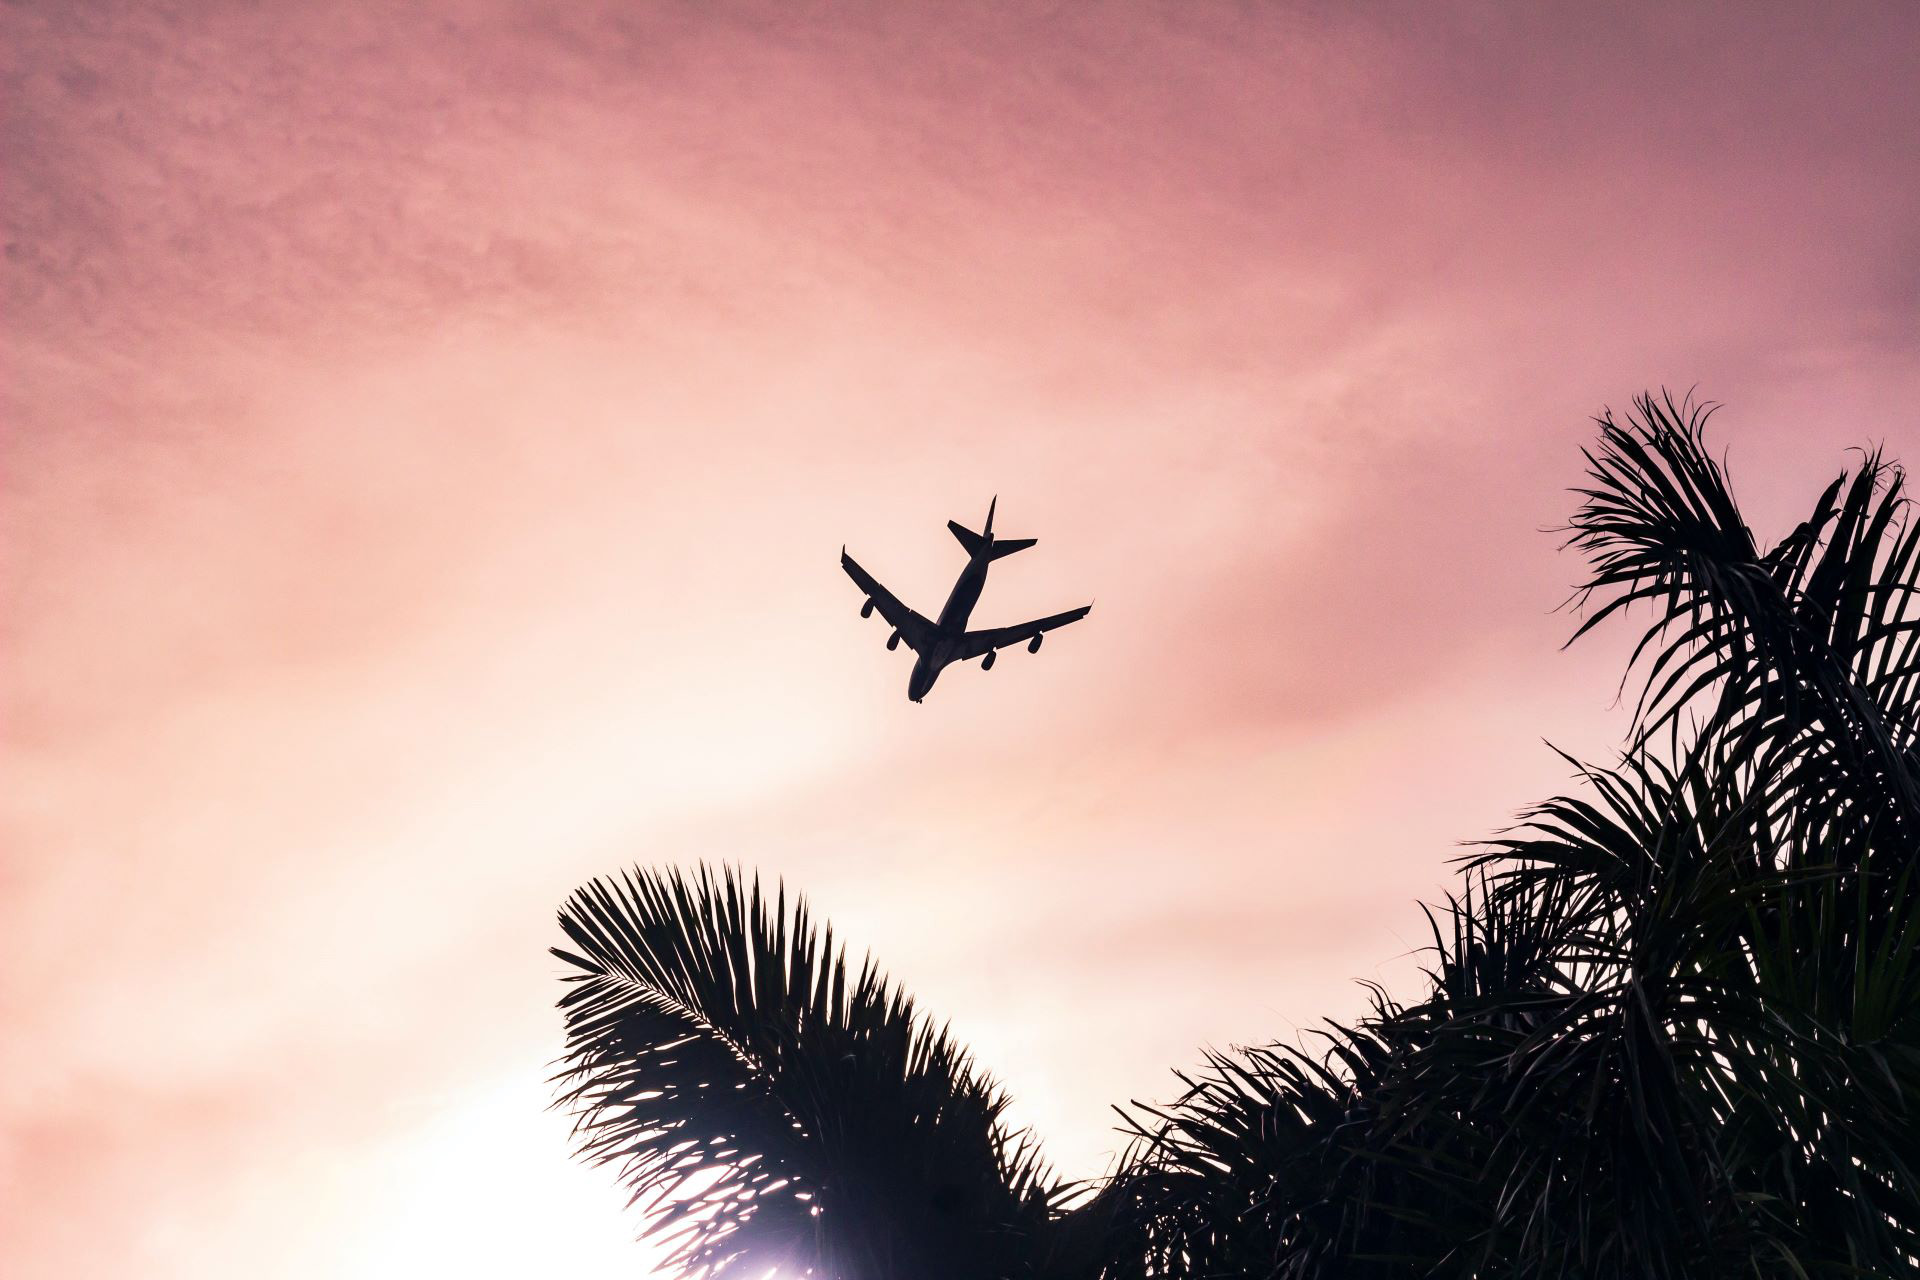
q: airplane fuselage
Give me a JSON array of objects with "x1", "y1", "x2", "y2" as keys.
[
  {"x1": 935, "y1": 552, "x2": 991, "y2": 630},
  {"x1": 907, "y1": 550, "x2": 992, "y2": 701}
]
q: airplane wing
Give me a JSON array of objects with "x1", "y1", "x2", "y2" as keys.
[
  {"x1": 841, "y1": 549, "x2": 937, "y2": 653},
  {"x1": 956, "y1": 603, "x2": 1091, "y2": 661}
]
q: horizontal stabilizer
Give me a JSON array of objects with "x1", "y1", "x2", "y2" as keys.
[
  {"x1": 947, "y1": 520, "x2": 987, "y2": 556},
  {"x1": 988, "y1": 537, "x2": 1035, "y2": 559}
]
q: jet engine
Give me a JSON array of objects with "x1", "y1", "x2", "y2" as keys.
[
  {"x1": 1028, "y1": 633, "x2": 1043, "y2": 653},
  {"x1": 981, "y1": 650, "x2": 997, "y2": 670},
  {"x1": 861, "y1": 598, "x2": 875, "y2": 618},
  {"x1": 887, "y1": 631, "x2": 901, "y2": 650}
]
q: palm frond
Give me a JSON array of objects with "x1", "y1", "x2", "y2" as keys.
[
  {"x1": 1564, "y1": 391, "x2": 1920, "y2": 829},
  {"x1": 552, "y1": 864, "x2": 1067, "y2": 1280}
]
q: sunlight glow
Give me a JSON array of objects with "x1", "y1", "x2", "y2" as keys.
[{"x1": 338, "y1": 1073, "x2": 663, "y2": 1279}]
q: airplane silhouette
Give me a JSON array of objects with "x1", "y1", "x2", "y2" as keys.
[{"x1": 841, "y1": 498, "x2": 1092, "y2": 703}]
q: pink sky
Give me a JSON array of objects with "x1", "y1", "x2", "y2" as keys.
[{"x1": 6, "y1": 3, "x2": 1919, "y2": 1275}]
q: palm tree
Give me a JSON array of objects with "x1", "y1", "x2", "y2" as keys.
[
  {"x1": 1120, "y1": 394, "x2": 1920, "y2": 1278},
  {"x1": 550, "y1": 866, "x2": 1112, "y2": 1279},
  {"x1": 554, "y1": 393, "x2": 1920, "y2": 1278}
]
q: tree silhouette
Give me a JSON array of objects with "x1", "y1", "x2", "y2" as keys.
[
  {"x1": 550, "y1": 866, "x2": 1107, "y2": 1278},
  {"x1": 555, "y1": 394, "x2": 1920, "y2": 1278}
]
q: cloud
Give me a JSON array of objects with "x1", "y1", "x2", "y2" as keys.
[{"x1": 5, "y1": 2, "x2": 1919, "y2": 1274}]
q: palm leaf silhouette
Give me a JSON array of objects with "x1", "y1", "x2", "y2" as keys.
[
  {"x1": 1115, "y1": 393, "x2": 1920, "y2": 1278},
  {"x1": 552, "y1": 864, "x2": 1071, "y2": 1280}
]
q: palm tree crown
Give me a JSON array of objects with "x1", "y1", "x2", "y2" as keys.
[{"x1": 552, "y1": 866, "x2": 1079, "y2": 1279}]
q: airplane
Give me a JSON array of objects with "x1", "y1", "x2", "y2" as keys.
[{"x1": 841, "y1": 497, "x2": 1092, "y2": 702}]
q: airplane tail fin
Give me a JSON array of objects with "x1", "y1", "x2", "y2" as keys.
[{"x1": 952, "y1": 496, "x2": 1032, "y2": 558}]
